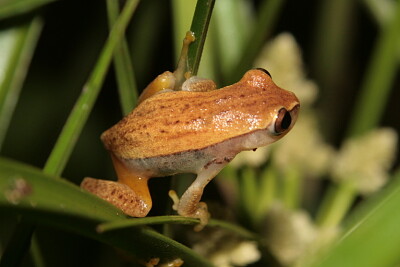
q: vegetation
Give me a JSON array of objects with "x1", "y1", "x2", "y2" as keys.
[{"x1": 1, "y1": 0, "x2": 399, "y2": 266}]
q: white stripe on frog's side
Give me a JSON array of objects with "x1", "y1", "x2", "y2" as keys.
[{"x1": 120, "y1": 127, "x2": 277, "y2": 178}]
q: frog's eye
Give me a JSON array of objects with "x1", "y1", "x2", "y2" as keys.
[
  {"x1": 254, "y1": 68, "x2": 272, "y2": 78},
  {"x1": 274, "y1": 108, "x2": 292, "y2": 134}
]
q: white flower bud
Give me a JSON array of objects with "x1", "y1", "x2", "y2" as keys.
[{"x1": 331, "y1": 128, "x2": 398, "y2": 195}]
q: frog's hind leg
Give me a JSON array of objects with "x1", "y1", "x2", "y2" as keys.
[
  {"x1": 81, "y1": 177, "x2": 150, "y2": 217},
  {"x1": 81, "y1": 155, "x2": 152, "y2": 217},
  {"x1": 170, "y1": 162, "x2": 228, "y2": 229}
]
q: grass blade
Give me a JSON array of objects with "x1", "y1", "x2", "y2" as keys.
[
  {"x1": 0, "y1": 17, "x2": 43, "y2": 150},
  {"x1": 0, "y1": 157, "x2": 213, "y2": 266},
  {"x1": 311, "y1": 171, "x2": 400, "y2": 267},
  {"x1": 98, "y1": 216, "x2": 201, "y2": 232},
  {"x1": 106, "y1": 0, "x2": 138, "y2": 115},
  {"x1": 187, "y1": 0, "x2": 215, "y2": 76},
  {"x1": 347, "y1": 0, "x2": 400, "y2": 137},
  {"x1": 0, "y1": 0, "x2": 56, "y2": 20},
  {"x1": 97, "y1": 216, "x2": 258, "y2": 240},
  {"x1": 44, "y1": 0, "x2": 139, "y2": 176}
]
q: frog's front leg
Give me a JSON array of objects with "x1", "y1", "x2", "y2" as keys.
[
  {"x1": 81, "y1": 155, "x2": 152, "y2": 217},
  {"x1": 137, "y1": 71, "x2": 175, "y2": 104},
  {"x1": 137, "y1": 31, "x2": 215, "y2": 103},
  {"x1": 138, "y1": 72, "x2": 217, "y2": 104},
  {"x1": 169, "y1": 162, "x2": 228, "y2": 229},
  {"x1": 181, "y1": 76, "x2": 216, "y2": 92}
]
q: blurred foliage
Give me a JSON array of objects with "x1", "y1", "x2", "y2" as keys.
[{"x1": 1, "y1": 0, "x2": 399, "y2": 266}]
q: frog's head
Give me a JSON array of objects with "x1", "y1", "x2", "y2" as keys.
[{"x1": 239, "y1": 68, "x2": 300, "y2": 146}]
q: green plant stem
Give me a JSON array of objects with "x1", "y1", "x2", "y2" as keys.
[
  {"x1": 106, "y1": 0, "x2": 138, "y2": 115},
  {"x1": 187, "y1": 0, "x2": 215, "y2": 75},
  {"x1": 228, "y1": 0, "x2": 285, "y2": 82},
  {"x1": 281, "y1": 166, "x2": 301, "y2": 210},
  {"x1": 98, "y1": 216, "x2": 258, "y2": 241},
  {"x1": 311, "y1": 0, "x2": 354, "y2": 92},
  {"x1": 364, "y1": 0, "x2": 400, "y2": 59},
  {"x1": 44, "y1": 0, "x2": 139, "y2": 176},
  {"x1": 172, "y1": 0, "x2": 218, "y2": 80},
  {"x1": 30, "y1": 234, "x2": 45, "y2": 267},
  {"x1": 0, "y1": 17, "x2": 43, "y2": 150},
  {"x1": 347, "y1": 0, "x2": 400, "y2": 137},
  {"x1": 98, "y1": 216, "x2": 198, "y2": 232},
  {"x1": 0, "y1": 0, "x2": 56, "y2": 20},
  {"x1": 315, "y1": 181, "x2": 357, "y2": 228},
  {"x1": 171, "y1": 0, "x2": 197, "y2": 60},
  {"x1": 254, "y1": 166, "x2": 277, "y2": 225},
  {"x1": 240, "y1": 167, "x2": 258, "y2": 222},
  {"x1": 311, "y1": 0, "x2": 356, "y2": 140},
  {"x1": 217, "y1": 165, "x2": 240, "y2": 206}
]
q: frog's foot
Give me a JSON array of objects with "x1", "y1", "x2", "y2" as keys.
[
  {"x1": 169, "y1": 189, "x2": 210, "y2": 231},
  {"x1": 81, "y1": 177, "x2": 151, "y2": 217},
  {"x1": 143, "y1": 257, "x2": 184, "y2": 267},
  {"x1": 168, "y1": 163, "x2": 228, "y2": 230}
]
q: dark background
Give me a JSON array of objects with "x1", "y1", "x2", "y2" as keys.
[{"x1": 1, "y1": 0, "x2": 399, "y2": 266}]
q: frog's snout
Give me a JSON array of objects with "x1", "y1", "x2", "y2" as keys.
[
  {"x1": 290, "y1": 104, "x2": 300, "y2": 120},
  {"x1": 289, "y1": 103, "x2": 300, "y2": 128}
]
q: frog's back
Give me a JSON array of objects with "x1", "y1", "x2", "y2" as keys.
[{"x1": 101, "y1": 70, "x2": 298, "y2": 159}]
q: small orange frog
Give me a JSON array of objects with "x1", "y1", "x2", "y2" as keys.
[{"x1": 81, "y1": 32, "x2": 300, "y2": 228}]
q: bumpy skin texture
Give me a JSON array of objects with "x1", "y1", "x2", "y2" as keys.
[
  {"x1": 81, "y1": 177, "x2": 149, "y2": 217},
  {"x1": 81, "y1": 69, "x2": 300, "y2": 227},
  {"x1": 101, "y1": 70, "x2": 299, "y2": 159}
]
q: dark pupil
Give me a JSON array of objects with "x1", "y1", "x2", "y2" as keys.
[{"x1": 281, "y1": 112, "x2": 292, "y2": 130}]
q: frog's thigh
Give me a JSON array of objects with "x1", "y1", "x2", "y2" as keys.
[
  {"x1": 176, "y1": 162, "x2": 227, "y2": 223},
  {"x1": 81, "y1": 155, "x2": 152, "y2": 217},
  {"x1": 81, "y1": 177, "x2": 150, "y2": 217},
  {"x1": 111, "y1": 155, "x2": 152, "y2": 215}
]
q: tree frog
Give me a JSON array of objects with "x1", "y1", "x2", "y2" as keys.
[{"x1": 81, "y1": 33, "x2": 300, "y2": 228}]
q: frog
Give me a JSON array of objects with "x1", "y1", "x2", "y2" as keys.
[{"x1": 81, "y1": 32, "x2": 300, "y2": 228}]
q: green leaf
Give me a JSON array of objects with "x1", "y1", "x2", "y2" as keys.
[
  {"x1": 0, "y1": 157, "x2": 213, "y2": 266},
  {"x1": 311, "y1": 171, "x2": 400, "y2": 267},
  {"x1": 347, "y1": 0, "x2": 400, "y2": 137},
  {"x1": 0, "y1": 17, "x2": 43, "y2": 150},
  {"x1": 106, "y1": 0, "x2": 138, "y2": 115},
  {"x1": 187, "y1": 0, "x2": 215, "y2": 76},
  {"x1": 0, "y1": 0, "x2": 56, "y2": 20},
  {"x1": 98, "y1": 215, "x2": 258, "y2": 240}
]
